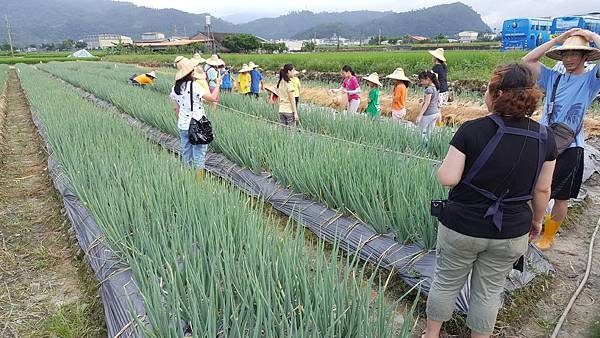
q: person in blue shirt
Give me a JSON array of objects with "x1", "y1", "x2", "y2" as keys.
[
  {"x1": 523, "y1": 28, "x2": 600, "y2": 251},
  {"x1": 248, "y1": 62, "x2": 264, "y2": 98},
  {"x1": 220, "y1": 66, "x2": 233, "y2": 93}
]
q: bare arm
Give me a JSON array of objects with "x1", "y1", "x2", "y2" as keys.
[
  {"x1": 202, "y1": 77, "x2": 222, "y2": 103},
  {"x1": 417, "y1": 93, "x2": 432, "y2": 122},
  {"x1": 530, "y1": 160, "x2": 556, "y2": 240},
  {"x1": 579, "y1": 30, "x2": 600, "y2": 78},
  {"x1": 522, "y1": 28, "x2": 582, "y2": 79},
  {"x1": 437, "y1": 146, "x2": 466, "y2": 188},
  {"x1": 289, "y1": 91, "x2": 298, "y2": 119},
  {"x1": 172, "y1": 100, "x2": 179, "y2": 119}
]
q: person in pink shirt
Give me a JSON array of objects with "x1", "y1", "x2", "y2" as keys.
[{"x1": 337, "y1": 65, "x2": 361, "y2": 114}]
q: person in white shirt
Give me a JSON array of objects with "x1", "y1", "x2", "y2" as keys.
[{"x1": 170, "y1": 58, "x2": 221, "y2": 180}]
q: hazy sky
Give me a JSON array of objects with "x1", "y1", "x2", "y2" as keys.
[{"x1": 122, "y1": 0, "x2": 597, "y2": 28}]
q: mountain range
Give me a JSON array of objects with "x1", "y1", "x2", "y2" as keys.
[{"x1": 0, "y1": 0, "x2": 490, "y2": 45}]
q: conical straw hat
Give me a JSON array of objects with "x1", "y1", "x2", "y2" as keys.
[
  {"x1": 546, "y1": 35, "x2": 600, "y2": 61},
  {"x1": 362, "y1": 72, "x2": 382, "y2": 87},
  {"x1": 206, "y1": 54, "x2": 225, "y2": 66},
  {"x1": 175, "y1": 58, "x2": 195, "y2": 80},
  {"x1": 428, "y1": 48, "x2": 446, "y2": 62},
  {"x1": 386, "y1": 68, "x2": 411, "y2": 82}
]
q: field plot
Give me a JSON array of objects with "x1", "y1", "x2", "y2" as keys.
[
  {"x1": 19, "y1": 64, "x2": 419, "y2": 337},
  {"x1": 103, "y1": 50, "x2": 554, "y2": 81},
  {"x1": 26, "y1": 59, "x2": 600, "y2": 337},
  {"x1": 39, "y1": 61, "x2": 447, "y2": 249}
]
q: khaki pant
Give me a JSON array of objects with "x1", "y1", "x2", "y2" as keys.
[{"x1": 426, "y1": 224, "x2": 528, "y2": 334}]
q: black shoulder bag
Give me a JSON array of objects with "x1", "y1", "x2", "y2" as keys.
[
  {"x1": 547, "y1": 74, "x2": 581, "y2": 155},
  {"x1": 188, "y1": 81, "x2": 214, "y2": 145}
]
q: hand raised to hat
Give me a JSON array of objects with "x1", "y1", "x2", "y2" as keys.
[
  {"x1": 577, "y1": 29, "x2": 600, "y2": 42},
  {"x1": 556, "y1": 28, "x2": 582, "y2": 44}
]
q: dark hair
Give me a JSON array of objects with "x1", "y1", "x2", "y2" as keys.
[
  {"x1": 277, "y1": 64, "x2": 295, "y2": 88},
  {"x1": 418, "y1": 70, "x2": 440, "y2": 90},
  {"x1": 342, "y1": 65, "x2": 356, "y2": 76},
  {"x1": 394, "y1": 80, "x2": 410, "y2": 88},
  {"x1": 174, "y1": 72, "x2": 194, "y2": 95},
  {"x1": 488, "y1": 63, "x2": 542, "y2": 118}
]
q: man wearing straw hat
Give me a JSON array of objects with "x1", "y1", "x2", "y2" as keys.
[
  {"x1": 204, "y1": 55, "x2": 225, "y2": 95},
  {"x1": 248, "y1": 62, "x2": 264, "y2": 98},
  {"x1": 523, "y1": 28, "x2": 600, "y2": 250}
]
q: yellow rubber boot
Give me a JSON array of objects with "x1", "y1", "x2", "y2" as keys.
[
  {"x1": 536, "y1": 217, "x2": 562, "y2": 250},
  {"x1": 196, "y1": 169, "x2": 205, "y2": 182}
]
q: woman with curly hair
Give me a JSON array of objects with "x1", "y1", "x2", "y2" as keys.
[{"x1": 423, "y1": 63, "x2": 558, "y2": 338}]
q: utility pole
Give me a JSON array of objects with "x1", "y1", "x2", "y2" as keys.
[
  {"x1": 378, "y1": 28, "x2": 381, "y2": 45},
  {"x1": 5, "y1": 15, "x2": 14, "y2": 57}
]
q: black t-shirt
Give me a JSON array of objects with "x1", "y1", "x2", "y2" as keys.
[
  {"x1": 442, "y1": 116, "x2": 558, "y2": 239},
  {"x1": 432, "y1": 64, "x2": 449, "y2": 93}
]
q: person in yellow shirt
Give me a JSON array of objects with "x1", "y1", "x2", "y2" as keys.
[
  {"x1": 237, "y1": 64, "x2": 252, "y2": 95},
  {"x1": 130, "y1": 71, "x2": 157, "y2": 86},
  {"x1": 291, "y1": 69, "x2": 301, "y2": 106}
]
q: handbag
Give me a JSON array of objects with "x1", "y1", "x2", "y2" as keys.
[
  {"x1": 547, "y1": 74, "x2": 581, "y2": 155},
  {"x1": 187, "y1": 81, "x2": 214, "y2": 145}
]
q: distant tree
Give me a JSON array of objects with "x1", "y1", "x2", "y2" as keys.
[
  {"x1": 302, "y1": 41, "x2": 316, "y2": 52},
  {"x1": 75, "y1": 41, "x2": 87, "y2": 49},
  {"x1": 0, "y1": 42, "x2": 11, "y2": 51},
  {"x1": 262, "y1": 42, "x2": 277, "y2": 54},
  {"x1": 60, "y1": 39, "x2": 75, "y2": 50},
  {"x1": 221, "y1": 34, "x2": 261, "y2": 53}
]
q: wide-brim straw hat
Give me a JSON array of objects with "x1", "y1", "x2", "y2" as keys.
[
  {"x1": 175, "y1": 58, "x2": 195, "y2": 81},
  {"x1": 546, "y1": 35, "x2": 600, "y2": 61},
  {"x1": 192, "y1": 53, "x2": 206, "y2": 64},
  {"x1": 428, "y1": 48, "x2": 446, "y2": 62},
  {"x1": 145, "y1": 71, "x2": 157, "y2": 78},
  {"x1": 206, "y1": 54, "x2": 225, "y2": 67},
  {"x1": 248, "y1": 61, "x2": 259, "y2": 69},
  {"x1": 239, "y1": 64, "x2": 253, "y2": 73},
  {"x1": 174, "y1": 55, "x2": 185, "y2": 64},
  {"x1": 386, "y1": 67, "x2": 411, "y2": 82},
  {"x1": 265, "y1": 86, "x2": 279, "y2": 96},
  {"x1": 362, "y1": 72, "x2": 382, "y2": 87}
]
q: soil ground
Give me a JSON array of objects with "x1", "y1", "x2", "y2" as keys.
[{"x1": 0, "y1": 69, "x2": 105, "y2": 337}]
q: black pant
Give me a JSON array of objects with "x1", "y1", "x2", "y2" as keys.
[
  {"x1": 295, "y1": 97, "x2": 299, "y2": 105},
  {"x1": 551, "y1": 147, "x2": 584, "y2": 200}
]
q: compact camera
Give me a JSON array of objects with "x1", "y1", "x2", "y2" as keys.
[{"x1": 430, "y1": 200, "x2": 446, "y2": 220}]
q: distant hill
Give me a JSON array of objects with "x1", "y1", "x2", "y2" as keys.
[
  {"x1": 0, "y1": 0, "x2": 235, "y2": 45},
  {"x1": 0, "y1": 0, "x2": 490, "y2": 46},
  {"x1": 292, "y1": 3, "x2": 491, "y2": 39},
  {"x1": 234, "y1": 10, "x2": 393, "y2": 40}
]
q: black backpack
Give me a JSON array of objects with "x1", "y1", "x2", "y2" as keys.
[{"x1": 187, "y1": 81, "x2": 214, "y2": 145}]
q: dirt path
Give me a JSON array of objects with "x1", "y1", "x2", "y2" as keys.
[
  {"x1": 515, "y1": 155, "x2": 600, "y2": 337},
  {"x1": 0, "y1": 70, "x2": 105, "y2": 337}
]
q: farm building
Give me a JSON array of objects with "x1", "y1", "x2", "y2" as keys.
[
  {"x1": 82, "y1": 34, "x2": 133, "y2": 49},
  {"x1": 141, "y1": 32, "x2": 166, "y2": 41},
  {"x1": 458, "y1": 31, "x2": 479, "y2": 43}
]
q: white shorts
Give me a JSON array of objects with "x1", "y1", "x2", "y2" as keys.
[
  {"x1": 347, "y1": 99, "x2": 361, "y2": 114},
  {"x1": 392, "y1": 108, "x2": 407, "y2": 120}
]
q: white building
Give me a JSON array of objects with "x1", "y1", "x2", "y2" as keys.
[
  {"x1": 83, "y1": 34, "x2": 133, "y2": 49},
  {"x1": 281, "y1": 40, "x2": 303, "y2": 52},
  {"x1": 141, "y1": 32, "x2": 166, "y2": 41},
  {"x1": 458, "y1": 31, "x2": 479, "y2": 43}
]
